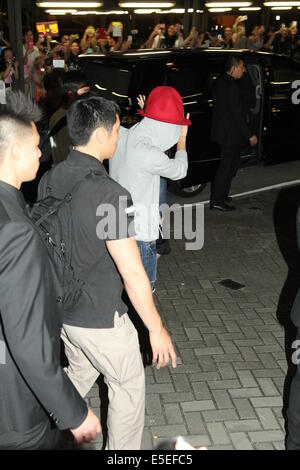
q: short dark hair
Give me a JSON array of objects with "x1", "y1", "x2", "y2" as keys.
[
  {"x1": 0, "y1": 92, "x2": 42, "y2": 159},
  {"x1": 61, "y1": 70, "x2": 89, "y2": 96},
  {"x1": 1, "y1": 91, "x2": 42, "y2": 124},
  {"x1": 67, "y1": 94, "x2": 120, "y2": 146},
  {"x1": 225, "y1": 56, "x2": 243, "y2": 72}
]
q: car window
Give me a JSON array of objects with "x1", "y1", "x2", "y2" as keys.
[
  {"x1": 81, "y1": 61, "x2": 132, "y2": 104},
  {"x1": 165, "y1": 61, "x2": 206, "y2": 97},
  {"x1": 272, "y1": 61, "x2": 300, "y2": 83},
  {"x1": 206, "y1": 58, "x2": 227, "y2": 94},
  {"x1": 270, "y1": 60, "x2": 300, "y2": 98}
]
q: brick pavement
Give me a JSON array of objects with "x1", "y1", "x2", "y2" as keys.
[{"x1": 83, "y1": 183, "x2": 300, "y2": 450}]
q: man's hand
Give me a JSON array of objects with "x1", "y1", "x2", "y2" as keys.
[
  {"x1": 150, "y1": 325, "x2": 177, "y2": 369},
  {"x1": 249, "y1": 134, "x2": 258, "y2": 146},
  {"x1": 70, "y1": 407, "x2": 101, "y2": 445}
]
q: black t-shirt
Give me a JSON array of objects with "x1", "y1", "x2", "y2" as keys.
[
  {"x1": 38, "y1": 149, "x2": 135, "y2": 328},
  {"x1": 67, "y1": 53, "x2": 80, "y2": 71}
]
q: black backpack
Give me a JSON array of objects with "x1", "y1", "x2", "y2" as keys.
[{"x1": 29, "y1": 171, "x2": 94, "y2": 311}]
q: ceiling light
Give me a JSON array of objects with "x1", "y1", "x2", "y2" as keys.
[
  {"x1": 46, "y1": 9, "x2": 77, "y2": 13},
  {"x1": 119, "y1": 2, "x2": 174, "y2": 7},
  {"x1": 271, "y1": 5, "x2": 292, "y2": 8},
  {"x1": 206, "y1": 2, "x2": 251, "y2": 6},
  {"x1": 264, "y1": 1, "x2": 300, "y2": 5},
  {"x1": 134, "y1": 9, "x2": 161, "y2": 13},
  {"x1": 37, "y1": 2, "x2": 102, "y2": 6},
  {"x1": 239, "y1": 6, "x2": 261, "y2": 9},
  {"x1": 72, "y1": 10, "x2": 102, "y2": 14},
  {"x1": 73, "y1": 10, "x2": 128, "y2": 15},
  {"x1": 209, "y1": 7, "x2": 233, "y2": 11}
]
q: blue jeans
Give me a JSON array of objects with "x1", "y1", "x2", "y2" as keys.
[
  {"x1": 136, "y1": 240, "x2": 157, "y2": 292},
  {"x1": 159, "y1": 177, "x2": 167, "y2": 219}
]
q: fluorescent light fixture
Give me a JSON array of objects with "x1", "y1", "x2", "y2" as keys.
[
  {"x1": 239, "y1": 6, "x2": 261, "y2": 9},
  {"x1": 46, "y1": 9, "x2": 77, "y2": 13},
  {"x1": 271, "y1": 5, "x2": 292, "y2": 8},
  {"x1": 264, "y1": 1, "x2": 300, "y2": 5},
  {"x1": 73, "y1": 10, "x2": 128, "y2": 15},
  {"x1": 134, "y1": 9, "x2": 161, "y2": 13},
  {"x1": 209, "y1": 7, "x2": 233, "y2": 11},
  {"x1": 205, "y1": 2, "x2": 251, "y2": 6},
  {"x1": 37, "y1": 2, "x2": 102, "y2": 6},
  {"x1": 72, "y1": 10, "x2": 102, "y2": 14},
  {"x1": 119, "y1": 2, "x2": 174, "y2": 7},
  {"x1": 159, "y1": 8, "x2": 203, "y2": 12}
]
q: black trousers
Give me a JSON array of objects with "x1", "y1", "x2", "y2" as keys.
[
  {"x1": 287, "y1": 327, "x2": 300, "y2": 449},
  {"x1": 211, "y1": 144, "x2": 241, "y2": 205}
]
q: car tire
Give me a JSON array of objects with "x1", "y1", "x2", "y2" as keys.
[{"x1": 170, "y1": 181, "x2": 207, "y2": 198}]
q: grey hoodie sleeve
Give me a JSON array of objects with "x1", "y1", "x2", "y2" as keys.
[{"x1": 146, "y1": 147, "x2": 188, "y2": 180}]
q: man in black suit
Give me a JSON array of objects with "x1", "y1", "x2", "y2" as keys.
[
  {"x1": 0, "y1": 92, "x2": 101, "y2": 449},
  {"x1": 210, "y1": 56, "x2": 258, "y2": 211}
]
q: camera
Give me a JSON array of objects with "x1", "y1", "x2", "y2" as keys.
[{"x1": 12, "y1": 56, "x2": 16, "y2": 63}]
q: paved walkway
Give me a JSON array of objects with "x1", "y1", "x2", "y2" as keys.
[{"x1": 83, "y1": 171, "x2": 300, "y2": 450}]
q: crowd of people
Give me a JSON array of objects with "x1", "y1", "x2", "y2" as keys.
[
  {"x1": 0, "y1": 16, "x2": 300, "y2": 104},
  {"x1": 143, "y1": 16, "x2": 300, "y2": 61}
]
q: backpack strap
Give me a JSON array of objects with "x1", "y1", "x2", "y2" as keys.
[
  {"x1": 49, "y1": 115, "x2": 67, "y2": 138},
  {"x1": 45, "y1": 169, "x2": 101, "y2": 201}
]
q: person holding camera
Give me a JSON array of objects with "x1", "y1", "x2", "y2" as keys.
[
  {"x1": 0, "y1": 47, "x2": 19, "y2": 90},
  {"x1": 141, "y1": 24, "x2": 164, "y2": 49},
  {"x1": 272, "y1": 25, "x2": 291, "y2": 55},
  {"x1": 80, "y1": 26, "x2": 99, "y2": 54},
  {"x1": 23, "y1": 30, "x2": 40, "y2": 96},
  {"x1": 222, "y1": 27, "x2": 234, "y2": 49}
]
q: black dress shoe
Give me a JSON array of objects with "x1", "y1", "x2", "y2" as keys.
[
  {"x1": 225, "y1": 196, "x2": 233, "y2": 202},
  {"x1": 210, "y1": 203, "x2": 236, "y2": 212}
]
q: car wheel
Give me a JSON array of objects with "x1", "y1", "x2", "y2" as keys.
[{"x1": 171, "y1": 181, "x2": 207, "y2": 198}]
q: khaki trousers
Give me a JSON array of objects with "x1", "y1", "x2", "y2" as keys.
[{"x1": 61, "y1": 313, "x2": 145, "y2": 450}]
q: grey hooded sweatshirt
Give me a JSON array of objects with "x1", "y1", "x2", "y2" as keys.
[{"x1": 109, "y1": 117, "x2": 188, "y2": 241}]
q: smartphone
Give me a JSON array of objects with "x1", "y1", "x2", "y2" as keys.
[
  {"x1": 112, "y1": 21, "x2": 122, "y2": 38},
  {"x1": 87, "y1": 27, "x2": 95, "y2": 36},
  {"x1": 53, "y1": 59, "x2": 65, "y2": 69},
  {"x1": 127, "y1": 35, "x2": 132, "y2": 42},
  {"x1": 96, "y1": 27, "x2": 107, "y2": 40}
]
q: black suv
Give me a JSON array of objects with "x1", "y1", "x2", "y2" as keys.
[{"x1": 79, "y1": 48, "x2": 300, "y2": 197}]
